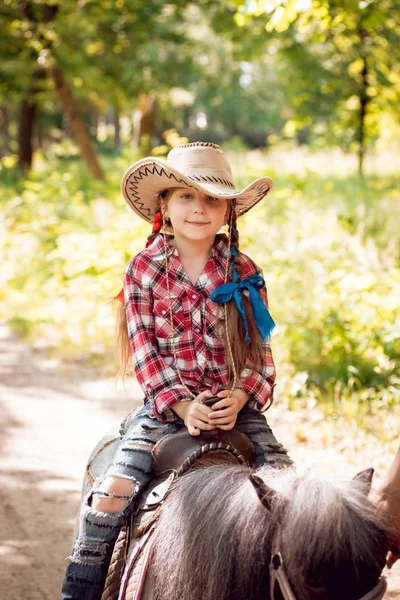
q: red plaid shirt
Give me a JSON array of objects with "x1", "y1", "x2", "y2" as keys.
[{"x1": 123, "y1": 233, "x2": 276, "y2": 422}]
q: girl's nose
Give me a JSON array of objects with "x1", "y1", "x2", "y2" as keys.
[{"x1": 192, "y1": 193, "x2": 207, "y2": 212}]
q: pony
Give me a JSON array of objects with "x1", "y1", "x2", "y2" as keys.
[
  {"x1": 84, "y1": 429, "x2": 389, "y2": 600},
  {"x1": 149, "y1": 462, "x2": 388, "y2": 600}
]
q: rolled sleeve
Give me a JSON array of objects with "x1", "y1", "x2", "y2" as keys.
[
  {"x1": 124, "y1": 269, "x2": 189, "y2": 422},
  {"x1": 240, "y1": 349, "x2": 276, "y2": 412},
  {"x1": 146, "y1": 387, "x2": 189, "y2": 423}
]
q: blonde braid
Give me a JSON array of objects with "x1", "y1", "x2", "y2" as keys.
[
  {"x1": 222, "y1": 207, "x2": 238, "y2": 391},
  {"x1": 222, "y1": 205, "x2": 263, "y2": 384},
  {"x1": 229, "y1": 210, "x2": 243, "y2": 281}
]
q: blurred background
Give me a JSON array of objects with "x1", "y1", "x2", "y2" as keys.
[
  {"x1": 1, "y1": 1, "x2": 400, "y2": 448},
  {"x1": 1, "y1": 1, "x2": 400, "y2": 596},
  {"x1": 2, "y1": 0, "x2": 399, "y2": 429}
]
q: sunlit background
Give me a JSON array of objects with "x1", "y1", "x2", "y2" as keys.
[{"x1": 1, "y1": 0, "x2": 399, "y2": 445}]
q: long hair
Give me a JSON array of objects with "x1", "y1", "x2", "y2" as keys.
[
  {"x1": 222, "y1": 205, "x2": 265, "y2": 384},
  {"x1": 115, "y1": 190, "x2": 172, "y2": 379},
  {"x1": 116, "y1": 300, "x2": 131, "y2": 379},
  {"x1": 150, "y1": 464, "x2": 388, "y2": 600},
  {"x1": 115, "y1": 191, "x2": 266, "y2": 381}
]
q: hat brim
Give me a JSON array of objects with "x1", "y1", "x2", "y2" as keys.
[{"x1": 121, "y1": 158, "x2": 273, "y2": 224}]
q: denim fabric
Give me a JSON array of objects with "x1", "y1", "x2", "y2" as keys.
[
  {"x1": 60, "y1": 504, "x2": 125, "y2": 600},
  {"x1": 60, "y1": 404, "x2": 179, "y2": 600},
  {"x1": 60, "y1": 402, "x2": 291, "y2": 599},
  {"x1": 104, "y1": 403, "x2": 180, "y2": 489},
  {"x1": 234, "y1": 406, "x2": 292, "y2": 468}
]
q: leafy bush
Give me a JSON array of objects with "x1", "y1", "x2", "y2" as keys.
[{"x1": 1, "y1": 148, "x2": 399, "y2": 414}]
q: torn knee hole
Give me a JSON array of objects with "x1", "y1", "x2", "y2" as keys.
[
  {"x1": 98, "y1": 475, "x2": 135, "y2": 494},
  {"x1": 90, "y1": 476, "x2": 136, "y2": 511}
]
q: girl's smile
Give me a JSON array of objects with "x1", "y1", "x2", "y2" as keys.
[
  {"x1": 165, "y1": 187, "x2": 227, "y2": 242},
  {"x1": 186, "y1": 220, "x2": 210, "y2": 226}
]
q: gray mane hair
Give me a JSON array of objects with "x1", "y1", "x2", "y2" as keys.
[
  {"x1": 150, "y1": 462, "x2": 388, "y2": 600},
  {"x1": 259, "y1": 466, "x2": 388, "y2": 599}
]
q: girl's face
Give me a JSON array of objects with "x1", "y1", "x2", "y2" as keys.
[{"x1": 164, "y1": 187, "x2": 229, "y2": 243}]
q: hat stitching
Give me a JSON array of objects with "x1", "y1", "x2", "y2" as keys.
[
  {"x1": 126, "y1": 172, "x2": 269, "y2": 220},
  {"x1": 187, "y1": 174, "x2": 235, "y2": 189},
  {"x1": 122, "y1": 152, "x2": 272, "y2": 223},
  {"x1": 175, "y1": 141, "x2": 222, "y2": 150},
  {"x1": 125, "y1": 164, "x2": 188, "y2": 220}
]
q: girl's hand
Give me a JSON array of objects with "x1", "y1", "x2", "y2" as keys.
[
  {"x1": 184, "y1": 390, "x2": 217, "y2": 437},
  {"x1": 207, "y1": 388, "x2": 247, "y2": 431}
]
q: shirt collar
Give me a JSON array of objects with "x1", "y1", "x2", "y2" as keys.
[
  {"x1": 149, "y1": 233, "x2": 230, "y2": 265},
  {"x1": 148, "y1": 234, "x2": 176, "y2": 261}
]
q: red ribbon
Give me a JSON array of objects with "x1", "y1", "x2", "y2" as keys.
[
  {"x1": 151, "y1": 211, "x2": 162, "y2": 233},
  {"x1": 114, "y1": 288, "x2": 124, "y2": 303}
]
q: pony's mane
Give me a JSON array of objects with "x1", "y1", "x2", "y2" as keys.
[
  {"x1": 151, "y1": 463, "x2": 388, "y2": 600},
  {"x1": 260, "y1": 466, "x2": 388, "y2": 599}
]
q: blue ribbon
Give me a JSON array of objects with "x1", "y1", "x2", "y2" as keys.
[{"x1": 210, "y1": 274, "x2": 275, "y2": 343}]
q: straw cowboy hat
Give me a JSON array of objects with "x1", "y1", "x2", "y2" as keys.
[{"x1": 121, "y1": 142, "x2": 273, "y2": 223}]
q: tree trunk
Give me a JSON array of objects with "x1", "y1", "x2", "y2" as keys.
[
  {"x1": 358, "y1": 28, "x2": 369, "y2": 177},
  {"x1": 0, "y1": 105, "x2": 11, "y2": 156},
  {"x1": 18, "y1": 97, "x2": 36, "y2": 169},
  {"x1": 358, "y1": 58, "x2": 368, "y2": 176},
  {"x1": 50, "y1": 65, "x2": 105, "y2": 181},
  {"x1": 132, "y1": 92, "x2": 157, "y2": 154},
  {"x1": 17, "y1": 69, "x2": 46, "y2": 170},
  {"x1": 113, "y1": 104, "x2": 121, "y2": 151}
]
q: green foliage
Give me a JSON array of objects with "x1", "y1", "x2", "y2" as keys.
[
  {"x1": 233, "y1": 0, "x2": 400, "y2": 153},
  {"x1": 0, "y1": 147, "x2": 148, "y2": 362},
  {"x1": 238, "y1": 166, "x2": 400, "y2": 412},
  {"x1": 2, "y1": 0, "x2": 399, "y2": 169},
  {"x1": 1, "y1": 147, "x2": 399, "y2": 412}
]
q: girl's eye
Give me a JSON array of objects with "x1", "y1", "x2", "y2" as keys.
[
  {"x1": 207, "y1": 196, "x2": 219, "y2": 203},
  {"x1": 182, "y1": 193, "x2": 193, "y2": 200}
]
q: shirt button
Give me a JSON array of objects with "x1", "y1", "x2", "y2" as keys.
[
  {"x1": 194, "y1": 327, "x2": 200, "y2": 333},
  {"x1": 161, "y1": 309, "x2": 166, "y2": 315},
  {"x1": 192, "y1": 294, "x2": 196, "y2": 300}
]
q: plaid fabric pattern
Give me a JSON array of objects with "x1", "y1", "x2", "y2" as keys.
[{"x1": 124, "y1": 233, "x2": 276, "y2": 422}]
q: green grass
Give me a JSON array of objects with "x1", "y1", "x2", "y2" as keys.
[{"x1": 1, "y1": 145, "x2": 399, "y2": 435}]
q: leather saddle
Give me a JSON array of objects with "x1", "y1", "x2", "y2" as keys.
[
  {"x1": 152, "y1": 427, "x2": 253, "y2": 475},
  {"x1": 89, "y1": 404, "x2": 255, "y2": 600},
  {"x1": 82, "y1": 401, "x2": 254, "y2": 503}
]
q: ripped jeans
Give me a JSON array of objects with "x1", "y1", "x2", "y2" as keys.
[{"x1": 60, "y1": 403, "x2": 291, "y2": 600}]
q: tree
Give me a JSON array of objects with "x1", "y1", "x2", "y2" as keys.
[
  {"x1": 232, "y1": 0, "x2": 400, "y2": 173},
  {"x1": 0, "y1": 1, "x2": 215, "y2": 173}
]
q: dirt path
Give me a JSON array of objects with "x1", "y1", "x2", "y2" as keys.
[{"x1": 0, "y1": 325, "x2": 399, "y2": 599}]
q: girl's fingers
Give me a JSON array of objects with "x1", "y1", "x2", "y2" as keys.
[
  {"x1": 216, "y1": 390, "x2": 230, "y2": 398},
  {"x1": 195, "y1": 403, "x2": 213, "y2": 418},
  {"x1": 188, "y1": 425, "x2": 200, "y2": 436},
  {"x1": 209, "y1": 416, "x2": 235, "y2": 426},
  {"x1": 210, "y1": 398, "x2": 232, "y2": 411},
  {"x1": 190, "y1": 418, "x2": 216, "y2": 431},
  {"x1": 196, "y1": 390, "x2": 214, "y2": 403},
  {"x1": 216, "y1": 423, "x2": 235, "y2": 431},
  {"x1": 208, "y1": 407, "x2": 235, "y2": 419}
]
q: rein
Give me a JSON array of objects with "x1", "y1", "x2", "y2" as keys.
[
  {"x1": 269, "y1": 550, "x2": 296, "y2": 600},
  {"x1": 268, "y1": 541, "x2": 386, "y2": 600}
]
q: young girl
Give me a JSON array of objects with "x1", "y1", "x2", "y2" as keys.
[{"x1": 60, "y1": 142, "x2": 292, "y2": 600}]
